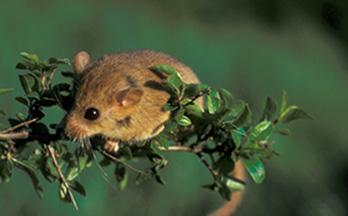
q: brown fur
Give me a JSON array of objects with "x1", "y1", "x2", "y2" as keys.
[{"x1": 65, "y1": 49, "x2": 245, "y2": 215}]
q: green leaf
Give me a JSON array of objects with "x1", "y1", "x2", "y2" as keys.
[
  {"x1": 154, "y1": 134, "x2": 170, "y2": 149},
  {"x1": 58, "y1": 182, "x2": 71, "y2": 203},
  {"x1": 260, "y1": 96, "x2": 277, "y2": 121},
  {"x1": 0, "y1": 109, "x2": 7, "y2": 118},
  {"x1": 214, "y1": 157, "x2": 235, "y2": 176},
  {"x1": 44, "y1": 57, "x2": 70, "y2": 65},
  {"x1": 151, "y1": 65, "x2": 181, "y2": 78},
  {"x1": 150, "y1": 141, "x2": 165, "y2": 159},
  {"x1": 13, "y1": 158, "x2": 44, "y2": 199},
  {"x1": 19, "y1": 73, "x2": 39, "y2": 95},
  {"x1": 184, "y1": 84, "x2": 201, "y2": 98},
  {"x1": 0, "y1": 88, "x2": 13, "y2": 96},
  {"x1": 185, "y1": 101, "x2": 204, "y2": 115},
  {"x1": 231, "y1": 127, "x2": 247, "y2": 148},
  {"x1": 273, "y1": 128, "x2": 291, "y2": 136},
  {"x1": 68, "y1": 180, "x2": 87, "y2": 196},
  {"x1": 20, "y1": 52, "x2": 41, "y2": 64},
  {"x1": 219, "y1": 88, "x2": 234, "y2": 108},
  {"x1": 155, "y1": 173, "x2": 167, "y2": 185},
  {"x1": 16, "y1": 112, "x2": 26, "y2": 121},
  {"x1": 164, "y1": 120, "x2": 178, "y2": 132},
  {"x1": 41, "y1": 157, "x2": 59, "y2": 183},
  {"x1": 0, "y1": 158, "x2": 13, "y2": 183},
  {"x1": 280, "y1": 90, "x2": 287, "y2": 113},
  {"x1": 248, "y1": 121, "x2": 273, "y2": 141},
  {"x1": 168, "y1": 74, "x2": 184, "y2": 91},
  {"x1": 177, "y1": 115, "x2": 192, "y2": 126},
  {"x1": 196, "y1": 83, "x2": 211, "y2": 94},
  {"x1": 218, "y1": 182, "x2": 232, "y2": 201},
  {"x1": 205, "y1": 95, "x2": 219, "y2": 114},
  {"x1": 65, "y1": 153, "x2": 88, "y2": 181},
  {"x1": 278, "y1": 106, "x2": 313, "y2": 124},
  {"x1": 115, "y1": 163, "x2": 128, "y2": 191},
  {"x1": 234, "y1": 104, "x2": 252, "y2": 127},
  {"x1": 15, "y1": 96, "x2": 29, "y2": 107},
  {"x1": 224, "y1": 178, "x2": 245, "y2": 192},
  {"x1": 241, "y1": 157, "x2": 265, "y2": 184}
]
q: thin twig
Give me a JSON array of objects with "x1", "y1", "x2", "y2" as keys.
[
  {"x1": 158, "y1": 145, "x2": 202, "y2": 153},
  {"x1": 43, "y1": 68, "x2": 56, "y2": 92},
  {"x1": 47, "y1": 145, "x2": 79, "y2": 211},
  {"x1": 0, "y1": 118, "x2": 37, "y2": 134},
  {"x1": 96, "y1": 148, "x2": 149, "y2": 176},
  {"x1": 196, "y1": 152, "x2": 218, "y2": 177},
  {"x1": 0, "y1": 131, "x2": 29, "y2": 140}
]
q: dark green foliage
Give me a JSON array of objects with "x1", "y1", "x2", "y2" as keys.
[{"x1": 0, "y1": 53, "x2": 312, "y2": 209}]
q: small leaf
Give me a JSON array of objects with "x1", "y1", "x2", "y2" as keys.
[
  {"x1": 234, "y1": 104, "x2": 252, "y2": 127},
  {"x1": 0, "y1": 109, "x2": 7, "y2": 118},
  {"x1": 0, "y1": 88, "x2": 13, "y2": 96},
  {"x1": 278, "y1": 106, "x2": 313, "y2": 124},
  {"x1": 19, "y1": 73, "x2": 39, "y2": 95},
  {"x1": 68, "y1": 180, "x2": 87, "y2": 196},
  {"x1": 115, "y1": 163, "x2": 128, "y2": 191},
  {"x1": 41, "y1": 157, "x2": 59, "y2": 183},
  {"x1": 248, "y1": 121, "x2": 273, "y2": 141},
  {"x1": 155, "y1": 173, "x2": 167, "y2": 185},
  {"x1": 58, "y1": 183, "x2": 71, "y2": 203},
  {"x1": 184, "y1": 84, "x2": 201, "y2": 98},
  {"x1": 13, "y1": 158, "x2": 44, "y2": 199},
  {"x1": 219, "y1": 88, "x2": 234, "y2": 107},
  {"x1": 177, "y1": 115, "x2": 192, "y2": 126},
  {"x1": 260, "y1": 96, "x2": 277, "y2": 121},
  {"x1": 151, "y1": 65, "x2": 181, "y2": 78},
  {"x1": 205, "y1": 95, "x2": 219, "y2": 114},
  {"x1": 15, "y1": 96, "x2": 29, "y2": 107},
  {"x1": 231, "y1": 127, "x2": 247, "y2": 148},
  {"x1": 20, "y1": 52, "x2": 41, "y2": 64},
  {"x1": 168, "y1": 74, "x2": 184, "y2": 91},
  {"x1": 150, "y1": 141, "x2": 165, "y2": 159},
  {"x1": 0, "y1": 158, "x2": 13, "y2": 183},
  {"x1": 164, "y1": 120, "x2": 178, "y2": 132},
  {"x1": 16, "y1": 112, "x2": 26, "y2": 121},
  {"x1": 218, "y1": 182, "x2": 232, "y2": 201},
  {"x1": 225, "y1": 178, "x2": 245, "y2": 192},
  {"x1": 196, "y1": 83, "x2": 211, "y2": 94},
  {"x1": 214, "y1": 157, "x2": 235, "y2": 176},
  {"x1": 280, "y1": 90, "x2": 287, "y2": 113},
  {"x1": 273, "y1": 128, "x2": 291, "y2": 136},
  {"x1": 154, "y1": 134, "x2": 170, "y2": 149},
  {"x1": 241, "y1": 157, "x2": 265, "y2": 184}
]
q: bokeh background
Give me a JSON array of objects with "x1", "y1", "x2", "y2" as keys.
[{"x1": 1, "y1": 0, "x2": 348, "y2": 215}]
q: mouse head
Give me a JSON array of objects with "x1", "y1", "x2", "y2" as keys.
[{"x1": 65, "y1": 51, "x2": 144, "y2": 140}]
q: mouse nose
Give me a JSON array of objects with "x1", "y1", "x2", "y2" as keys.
[{"x1": 65, "y1": 118, "x2": 90, "y2": 139}]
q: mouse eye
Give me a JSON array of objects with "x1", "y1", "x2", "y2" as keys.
[{"x1": 84, "y1": 107, "x2": 100, "y2": 121}]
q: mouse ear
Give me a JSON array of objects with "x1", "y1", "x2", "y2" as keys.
[
  {"x1": 115, "y1": 88, "x2": 144, "y2": 107},
  {"x1": 73, "y1": 51, "x2": 90, "y2": 74}
]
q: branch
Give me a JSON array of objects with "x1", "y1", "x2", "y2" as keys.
[
  {"x1": 96, "y1": 148, "x2": 149, "y2": 176},
  {"x1": 158, "y1": 146, "x2": 202, "y2": 153},
  {"x1": 158, "y1": 145, "x2": 218, "y2": 180},
  {"x1": 0, "y1": 118, "x2": 37, "y2": 134},
  {"x1": 47, "y1": 145, "x2": 79, "y2": 211},
  {"x1": 196, "y1": 152, "x2": 218, "y2": 176},
  {"x1": 0, "y1": 131, "x2": 29, "y2": 140}
]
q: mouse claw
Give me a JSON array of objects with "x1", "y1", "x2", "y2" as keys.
[{"x1": 104, "y1": 140, "x2": 120, "y2": 152}]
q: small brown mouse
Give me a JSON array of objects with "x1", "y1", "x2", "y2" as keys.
[{"x1": 65, "y1": 49, "x2": 244, "y2": 215}]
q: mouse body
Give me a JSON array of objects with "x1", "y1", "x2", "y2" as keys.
[
  {"x1": 65, "y1": 49, "x2": 244, "y2": 215},
  {"x1": 65, "y1": 50, "x2": 200, "y2": 145}
]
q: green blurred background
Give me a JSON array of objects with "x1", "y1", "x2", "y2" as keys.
[{"x1": 1, "y1": 0, "x2": 348, "y2": 215}]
